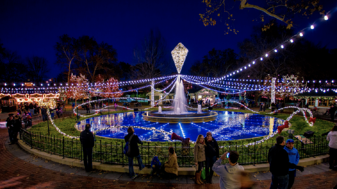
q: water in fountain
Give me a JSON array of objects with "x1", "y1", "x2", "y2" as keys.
[{"x1": 173, "y1": 76, "x2": 188, "y2": 114}]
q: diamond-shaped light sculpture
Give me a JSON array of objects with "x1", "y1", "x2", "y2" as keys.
[{"x1": 171, "y1": 43, "x2": 188, "y2": 74}]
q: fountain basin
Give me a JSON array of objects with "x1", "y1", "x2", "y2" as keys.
[{"x1": 143, "y1": 111, "x2": 218, "y2": 123}]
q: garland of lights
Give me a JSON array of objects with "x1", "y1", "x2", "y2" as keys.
[
  {"x1": 182, "y1": 76, "x2": 268, "y2": 94},
  {"x1": 152, "y1": 77, "x2": 177, "y2": 92},
  {"x1": 93, "y1": 78, "x2": 169, "y2": 95},
  {"x1": 144, "y1": 78, "x2": 178, "y2": 109},
  {"x1": 46, "y1": 109, "x2": 79, "y2": 139},
  {"x1": 268, "y1": 106, "x2": 314, "y2": 126},
  {"x1": 179, "y1": 11, "x2": 334, "y2": 84},
  {"x1": 92, "y1": 125, "x2": 172, "y2": 136}
]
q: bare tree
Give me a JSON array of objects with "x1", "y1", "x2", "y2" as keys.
[
  {"x1": 190, "y1": 48, "x2": 237, "y2": 77},
  {"x1": 132, "y1": 29, "x2": 168, "y2": 79},
  {"x1": 76, "y1": 36, "x2": 118, "y2": 82},
  {"x1": 237, "y1": 23, "x2": 296, "y2": 102},
  {"x1": 199, "y1": 0, "x2": 324, "y2": 34},
  {"x1": 55, "y1": 34, "x2": 77, "y2": 83},
  {"x1": 25, "y1": 56, "x2": 50, "y2": 82}
]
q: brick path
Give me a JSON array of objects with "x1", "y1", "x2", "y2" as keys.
[{"x1": 1, "y1": 128, "x2": 337, "y2": 189}]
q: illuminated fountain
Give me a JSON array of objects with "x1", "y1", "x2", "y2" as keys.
[{"x1": 143, "y1": 43, "x2": 217, "y2": 123}]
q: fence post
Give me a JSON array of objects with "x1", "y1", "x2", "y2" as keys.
[
  {"x1": 313, "y1": 135, "x2": 316, "y2": 158},
  {"x1": 100, "y1": 140, "x2": 102, "y2": 163},
  {"x1": 253, "y1": 142, "x2": 256, "y2": 166},
  {"x1": 122, "y1": 141, "x2": 124, "y2": 167},
  {"x1": 30, "y1": 132, "x2": 33, "y2": 149},
  {"x1": 54, "y1": 135, "x2": 55, "y2": 154},
  {"x1": 63, "y1": 137, "x2": 65, "y2": 159},
  {"x1": 147, "y1": 142, "x2": 149, "y2": 166}
]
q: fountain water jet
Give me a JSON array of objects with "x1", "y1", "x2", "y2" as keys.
[
  {"x1": 142, "y1": 43, "x2": 217, "y2": 123},
  {"x1": 173, "y1": 76, "x2": 188, "y2": 114}
]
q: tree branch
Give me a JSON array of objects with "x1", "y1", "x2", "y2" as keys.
[{"x1": 240, "y1": 0, "x2": 288, "y2": 24}]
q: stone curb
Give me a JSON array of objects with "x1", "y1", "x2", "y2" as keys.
[{"x1": 17, "y1": 139, "x2": 329, "y2": 175}]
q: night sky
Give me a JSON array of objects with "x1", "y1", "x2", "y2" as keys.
[{"x1": 1, "y1": 0, "x2": 337, "y2": 79}]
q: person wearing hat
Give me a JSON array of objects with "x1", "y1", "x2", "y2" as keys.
[
  {"x1": 80, "y1": 124, "x2": 95, "y2": 172},
  {"x1": 284, "y1": 139, "x2": 300, "y2": 189},
  {"x1": 205, "y1": 131, "x2": 219, "y2": 184},
  {"x1": 268, "y1": 136, "x2": 304, "y2": 189}
]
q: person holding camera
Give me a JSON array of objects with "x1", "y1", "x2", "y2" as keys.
[
  {"x1": 268, "y1": 136, "x2": 304, "y2": 189},
  {"x1": 212, "y1": 151, "x2": 244, "y2": 189}
]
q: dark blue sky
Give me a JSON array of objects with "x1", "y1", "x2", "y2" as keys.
[{"x1": 1, "y1": 0, "x2": 337, "y2": 79}]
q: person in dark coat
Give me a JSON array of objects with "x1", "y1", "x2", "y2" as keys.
[
  {"x1": 13, "y1": 115, "x2": 22, "y2": 143},
  {"x1": 29, "y1": 103, "x2": 34, "y2": 115},
  {"x1": 41, "y1": 107, "x2": 47, "y2": 121},
  {"x1": 80, "y1": 124, "x2": 95, "y2": 172},
  {"x1": 268, "y1": 136, "x2": 304, "y2": 189},
  {"x1": 205, "y1": 131, "x2": 219, "y2": 184},
  {"x1": 86, "y1": 104, "x2": 90, "y2": 113},
  {"x1": 329, "y1": 104, "x2": 336, "y2": 121},
  {"x1": 124, "y1": 126, "x2": 145, "y2": 179},
  {"x1": 6, "y1": 114, "x2": 15, "y2": 144}
]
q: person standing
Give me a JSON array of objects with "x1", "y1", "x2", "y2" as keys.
[
  {"x1": 327, "y1": 125, "x2": 337, "y2": 170},
  {"x1": 6, "y1": 114, "x2": 15, "y2": 144},
  {"x1": 124, "y1": 127, "x2": 145, "y2": 179},
  {"x1": 50, "y1": 109, "x2": 54, "y2": 119},
  {"x1": 212, "y1": 151, "x2": 244, "y2": 189},
  {"x1": 41, "y1": 106, "x2": 47, "y2": 121},
  {"x1": 29, "y1": 103, "x2": 34, "y2": 116},
  {"x1": 284, "y1": 139, "x2": 300, "y2": 189},
  {"x1": 259, "y1": 103, "x2": 262, "y2": 111},
  {"x1": 205, "y1": 131, "x2": 219, "y2": 184},
  {"x1": 329, "y1": 104, "x2": 336, "y2": 121},
  {"x1": 268, "y1": 136, "x2": 304, "y2": 189},
  {"x1": 194, "y1": 134, "x2": 206, "y2": 185},
  {"x1": 72, "y1": 102, "x2": 75, "y2": 110},
  {"x1": 86, "y1": 104, "x2": 90, "y2": 114},
  {"x1": 13, "y1": 115, "x2": 22, "y2": 144},
  {"x1": 263, "y1": 102, "x2": 266, "y2": 112},
  {"x1": 80, "y1": 124, "x2": 95, "y2": 172}
]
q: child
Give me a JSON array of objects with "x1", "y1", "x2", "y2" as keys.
[
  {"x1": 150, "y1": 156, "x2": 161, "y2": 176},
  {"x1": 50, "y1": 109, "x2": 54, "y2": 119}
]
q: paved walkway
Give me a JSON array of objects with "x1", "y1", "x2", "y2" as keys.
[{"x1": 1, "y1": 129, "x2": 337, "y2": 188}]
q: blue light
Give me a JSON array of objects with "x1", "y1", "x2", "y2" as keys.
[{"x1": 77, "y1": 111, "x2": 284, "y2": 142}]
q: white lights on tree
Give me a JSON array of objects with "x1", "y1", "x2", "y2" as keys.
[
  {"x1": 151, "y1": 80, "x2": 155, "y2": 107},
  {"x1": 171, "y1": 42, "x2": 188, "y2": 74},
  {"x1": 271, "y1": 78, "x2": 276, "y2": 104}
]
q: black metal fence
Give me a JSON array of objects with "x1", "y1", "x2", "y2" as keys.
[{"x1": 20, "y1": 129, "x2": 329, "y2": 167}]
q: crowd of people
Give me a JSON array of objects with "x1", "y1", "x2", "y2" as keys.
[{"x1": 6, "y1": 103, "x2": 337, "y2": 188}]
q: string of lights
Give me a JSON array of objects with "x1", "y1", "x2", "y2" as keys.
[
  {"x1": 179, "y1": 10, "x2": 335, "y2": 84},
  {"x1": 152, "y1": 76, "x2": 178, "y2": 92}
]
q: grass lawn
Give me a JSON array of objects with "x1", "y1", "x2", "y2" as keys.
[{"x1": 25, "y1": 107, "x2": 333, "y2": 166}]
